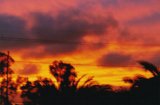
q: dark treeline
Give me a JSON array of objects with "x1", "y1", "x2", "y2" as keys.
[{"x1": 0, "y1": 52, "x2": 160, "y2": 105}]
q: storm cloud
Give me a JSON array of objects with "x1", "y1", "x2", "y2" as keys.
[
  {"x1": 28, "y1": 11, "x2": 118, "y2": 56},
  {"x1": 0, "y1": 9, "x2": 118, "y2": 58}
]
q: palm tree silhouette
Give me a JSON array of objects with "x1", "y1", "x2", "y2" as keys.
[{"x1": 138, "y1": 61, "x2": 159, "y2": 76}]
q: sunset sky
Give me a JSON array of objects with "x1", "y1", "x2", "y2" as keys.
[{"x1": 0, "y1": 0, "x2": 160, "y2": 86}]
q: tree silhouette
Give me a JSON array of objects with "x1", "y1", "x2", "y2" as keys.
[
  {"x1": 21, "y1": 60, "x2": 108, "y2": 105},
  {"x1": 0, "y1": 52, "x2": 15, "y2": 105},
  {"x1": 21, "y1": 78, "x2": 58, "y2": 105},
  {"x1": 49, "y1": 61, "x2": 77, "y2": 91},
  {"x1": 18, "y1": 60, "x2": 159, "y2": 105},
  {"x1": 0, "y1": 77, "x2": 18, "y2": 105},
  {"x1": 123, "y1": 74, "x2": 147, "y2": 89},
  {"x1": 122, "y1": 61, "x2": 160, "y2": 105},
  {"x1": 0, "y1": 52, "x2": 14, "y2": 76}
]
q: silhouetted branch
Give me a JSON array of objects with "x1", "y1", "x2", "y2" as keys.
[{"x1": 138, "y1": 61, "x2": 159, "y2": 76}]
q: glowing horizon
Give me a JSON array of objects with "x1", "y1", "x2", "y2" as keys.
[{"x1": 0, "y1": 0, "x2": 159, "y2": 87}]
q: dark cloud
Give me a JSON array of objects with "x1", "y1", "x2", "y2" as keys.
[
  {"x1": 18, "y1": 64, "x2": 40, "y2": 75},
  {"x1": 118, "y1": 29, "x2": 140, "y2": 43},
  {"x1": 97, "y1": 52, "x2": 133, "y2": 67},
  {"x1": 0, "y1": 14, "x2": 34, "y2": 51},
  {"x1": 0, "y1": 10, "x2": 118, "y2": 58},
  {"x1": 0, "y1": 0, "x2": 121, "y2": 58},
  {"x1": 24, "y1": 11, "x2": 118, "y2": 57},
  {"x1": 31, "y1": 11, "x2": 118, "y2": 41},
  {"x1": 0, "y1": 15, "x2": 26, "y2": 35}
]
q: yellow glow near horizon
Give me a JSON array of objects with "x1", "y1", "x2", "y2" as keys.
[{"x1": 7, "y1": 41, "x2": 155, "y2": 87}]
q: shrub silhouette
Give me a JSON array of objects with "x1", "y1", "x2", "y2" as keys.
[{"x1": 21, "y1": 78, "x2": 58, "y2": 105}]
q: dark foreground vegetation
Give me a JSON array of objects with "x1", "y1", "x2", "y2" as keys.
[{"x1": 0, "y1": 52, "x2": 160, "y2": 105}]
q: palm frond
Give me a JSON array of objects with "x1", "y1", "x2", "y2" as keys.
[{"x1": 138, "y1": 61, "x2": 159, "y2": 76}]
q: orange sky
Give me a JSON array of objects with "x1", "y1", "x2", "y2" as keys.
[{"x1": 0, "y1": 0, "x2": 160, "y2": 86}]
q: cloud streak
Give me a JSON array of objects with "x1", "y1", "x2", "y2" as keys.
[{"x1": 97, "y1": 52, "x2": 133, "y2": 67}]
